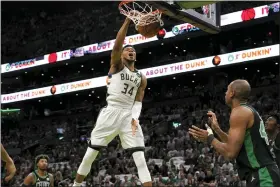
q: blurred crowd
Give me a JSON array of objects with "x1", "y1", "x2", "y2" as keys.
[{"x1": 2, "y1": 66, "x2": 279, "y2": 186}]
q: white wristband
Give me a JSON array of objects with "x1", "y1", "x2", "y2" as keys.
[
  {"x1": 132, "y1": 101, "x2": 142, "y2": 120},
  {"x1": 205, "y1": 124, "x2": 214, "y2": 135}
]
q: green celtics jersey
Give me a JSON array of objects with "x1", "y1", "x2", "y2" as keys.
[
  {"x1": 32, "y1": 170, "x2": 51, "y2": 187},
  {"x1": 236, "y1": 104, "x2": 276, "y2": 180}
]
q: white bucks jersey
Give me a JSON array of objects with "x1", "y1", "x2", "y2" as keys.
[{"x1": 106, "y1": 66, "x2": 142, "y2": 109}]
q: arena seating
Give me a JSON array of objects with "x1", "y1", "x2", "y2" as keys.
[{"x1": 1, "y1": 1, "x2": 279, "y2": 187}]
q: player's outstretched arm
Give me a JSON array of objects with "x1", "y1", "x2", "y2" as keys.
[
  {"x1": 1, "y1": 143, "x2": 16, "y2": 182},
  {"x1": 189, "y1": 107, "x2": 249, "y2": 160},
  {"x1": 110, "y1": 18, "x2": 131, "y2": 70},
  {"x1": 210, "y1": 107, "x2": 249, "y2": 160}
]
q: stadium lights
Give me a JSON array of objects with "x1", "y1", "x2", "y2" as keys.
[
  {"x1": 50, "y1": 76, "x2": 53, "y2": 79},
  {"x1": 76, "y1": 94, "x2": 78, "y2": 96},
  {"x1": 149, "y1": 52, "x2": 152, "y2": 54},
  {"x1": 41, "y1": 74, "x2": 44, "y2": 76},
  {"x1": 176, "y1": 46, "x2": 178, "y2": 49},
  {"x1": 173, "y1": 77, "x2": 176, "y2": 79},
  {"x1": 25, "y1": 72, "x2": 27, "y2": 74},
  {"x1": 66, "y1": 63, "x2": 68, "y2": 65},
  {"x1": 183, "y1": 50, "x2": 186, "y2": 52},
  {"x1": 16, "y1": 77, "x2": 18, "y2": 79},
  {"x1": 38, "y1": 100, "x2": 41, "y2": 102},
  {"x1": 193, "y1": 74, "x2": 196, "y2": 76},
  {"x1": 91, "y1": 68, "x2": 94, "y2": 71},
  {"x1": 148, "y1": 88, "x2": 150, "y2": 90},
  {"x1": 161, "y1": 43, "x2": 164, "y2": 45},
  {"x1": 81, "y1": 65, "x2": 84, "y2": 67},
  {"x1": 97, "y1": 96, "x2": 100, "y2": 98},
  {"x1": 89, "y1": 94, "x2": 91, "y2": 96},
  {"x1": 276, "y1": 62, "x2": 278, "y2": 65},
  {"x1": 92, "y1": 90, "x2": 94, "y2": 93},
  {"x1": 60, "y1": 102, "x2": 62, "y2": 104},
  {"x1": 192, "y1": 80, "x2": 195, "y2": 83},
  {"x1": 257, "y1": 70, "x2": 260, "y2": 72},
  {"x1": 101, "y1": 61, "x2": 104, "y2": 63},
  {"x1": 245, "y1": 68, "x2": 248, "y2": 70}
]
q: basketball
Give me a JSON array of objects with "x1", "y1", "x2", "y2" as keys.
[
  {"x1": 137, "y1": 21, "x2": 161, "y2": 38},
  {"x1": 212, "y1": 56, "x2": 221, "y2": 66}
]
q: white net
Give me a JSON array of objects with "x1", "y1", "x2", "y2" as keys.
[{"x1": 119, "y1": 1, "x2": 164, "y2": 27}]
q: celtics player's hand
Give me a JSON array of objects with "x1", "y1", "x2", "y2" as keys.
[
  {"x1": 189, "y1": 125, "x2": 211, "y2": 143},
  {"x1": 4, "y1": 158, "x2": 16, "y2": 182},
  {"x1": 131, "y1": 119, "x2": 139, "y2": 136},
  {"x1": 207, "y1": 111, "x2": 220, "y2": 131}
]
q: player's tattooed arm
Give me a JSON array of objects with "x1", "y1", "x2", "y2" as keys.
[
  {"x1": 210, "y1": 107, "x2": 249, "y2": 160},
  {"x1": 110, "y1": 18, "x2": 131, "y2": 71},
  {"x1": 135, "y1": 75, "x2": 147, "y2": 102}
]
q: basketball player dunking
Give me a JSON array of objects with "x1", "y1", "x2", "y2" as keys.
[
  {"x1": 22, "y1": 155, "x2": 54, "y2": 187},
  {"x1": 189, "y1": 79, "x2": 280, "y2": 187},
  {"x1": 73, "y1": 17, "x2": 152, "y2": 187}
]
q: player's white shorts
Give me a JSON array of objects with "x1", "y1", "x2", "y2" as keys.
[{"x1": 89, "y1": 105, "x2": 145, "y2": 149}]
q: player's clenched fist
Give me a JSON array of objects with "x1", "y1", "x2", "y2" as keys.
[{"x1": 131, "y1": 119, "x2": 139, "y2": 136}]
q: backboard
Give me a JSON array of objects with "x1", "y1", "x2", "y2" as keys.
[{"x1": 145, "y1": 1, "x2": 221, "y2": 34}]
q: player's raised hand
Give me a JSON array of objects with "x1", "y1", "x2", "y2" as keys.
[
  {"x1": 131, "y1": 119, "x2": 139, "y2": 136},
  {"x1": 207, "y1": 111, "x2": 219, "y2": 130},
  {"x1": 189, "y1": 125, "x2": 209, "y2": 143}
]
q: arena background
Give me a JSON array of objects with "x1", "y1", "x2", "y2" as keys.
[{"x1": 1, "y1": 1, "x2": 280, "y2": 187}]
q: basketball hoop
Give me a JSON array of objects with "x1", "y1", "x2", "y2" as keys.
[{"x1": 119, "y1": 1, "x2": 164, "y2": 28}]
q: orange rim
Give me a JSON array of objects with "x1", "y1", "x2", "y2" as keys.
[
  {"x1": 118, "y1": 1, "x2": 134, "y2": 8},
  {"x1": 119, "y1": 1, "x2": 162, "y2": 15}
]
